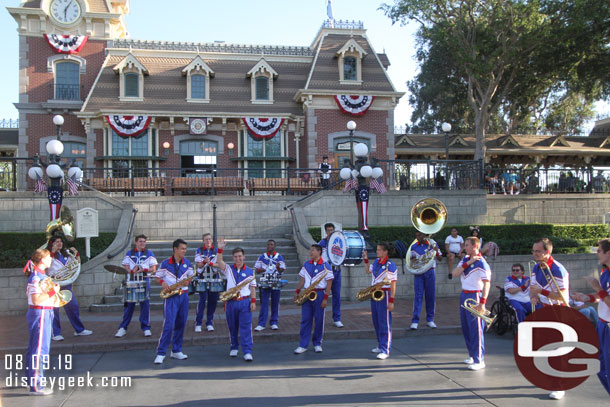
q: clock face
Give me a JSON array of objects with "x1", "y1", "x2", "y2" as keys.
[{"x1": 50, "y1": 0, "x2": 82, "y2": 25}]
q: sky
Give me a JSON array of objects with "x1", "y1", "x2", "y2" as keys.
[{"x1": 0, "y1": 0, "x2": 419, "y2": 127}]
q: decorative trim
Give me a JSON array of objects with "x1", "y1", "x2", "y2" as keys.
[
  {"x1": 550, "y1": 135, "x2": 571, "y2": 148},
  {"x1": 396, "y1": 135, "x2": 415, "y2": 147},
  {"x1": 44, "y1": 34, "x2": 88, "y2": 54},
  {"x1": 105, "y1": 115, "x2": 151, "y2": 138},
  {"x1": 182, "y1": 55, "x2": 215, "y2": 77},
  {"x1": 242, "y1": 117, "x2": 284, "y2": 140},
  {"x1": 39, "y1": 134, "x2": 86, "y2": 156},
  {"x1": 173, "y1": 134, "x2": 225, "y2": 155},
  {"x1": 112, "y1": 53, "x2": 149, "y2": 75},
  {"x1": 449, "y1": 135, "x2": 469, "y2": 147},
  {"x1": 498, "y1": 134, "x2": 521, "y2": 147},
  {"x1": 334, "y1": 95, "x2": 374, "y2": 116},
  {"x1": 47, "y1": 54, "x2": 87, "y2": 74},
  {"x1": 247, "y1": 58, "x2": 278, "y2": 78},
  {"x1": 336, "y1": 38, "x2": 368, "y2": 58},
  {"x1": 328, "y1": 131, "x2": 377, "y2": 153}
]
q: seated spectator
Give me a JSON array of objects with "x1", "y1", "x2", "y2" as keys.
[
  {"x1": 467, "y1": 227, "x2": 498, "y2": 260},
  {"x1": 569, "y1": 296, "x2": 599, "y2": 325},
  {"x1": 593, "y1": 171, "x2": 607, "y2": 193},
  {"x1": 504, "y1": 263, "x2": 535, "y2": 322},
  {"x1": 444, "y1": 227, "x2": 464, "y2": 280},
  {"x1": 485, "y1": 169, "x2": 499, "y2": 195}
]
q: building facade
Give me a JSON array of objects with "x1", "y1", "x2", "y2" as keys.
[{"x1": 8, "y1": 0, "x2": 403, "y2": 190}]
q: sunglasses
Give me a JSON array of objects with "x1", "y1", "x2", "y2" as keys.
[{"x1": 511, "y1": 269, "x2": 522, "y2": 272}]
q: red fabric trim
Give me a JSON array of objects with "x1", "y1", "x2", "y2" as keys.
[
  {"x1": 378, "y1": 256, "x2": 389, "y2": 265},
  {"x1": 242, "y1": 118, "x2": 284, "y2": 140},
  {"x1": 599, "y1": 290, "x2": 609, "y2": 300},
  {"x1": 105, "y1": 115, "x2": 151, "y2": 138},
  {"x1": 333, "y1": 95, "x2": 374, "y2": 116},
  {"x1": 43, "y1": 34, "x2": 88, "y2": 54},
  {"x1": 541, "y1": 289, "x2": 551, "y2": 297}
]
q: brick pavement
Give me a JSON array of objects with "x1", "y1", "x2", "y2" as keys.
[{"x1": 0, "y1": 297, "x2": 468, "y2": 356}]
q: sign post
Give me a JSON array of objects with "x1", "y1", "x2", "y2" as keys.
[{"x1": 76, "y1": 208, "x2": 99, "y2": 260}]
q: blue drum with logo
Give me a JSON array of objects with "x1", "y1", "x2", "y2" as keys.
[{"x1": 326, "y1": 230, "x2": 365, "y2": 266}]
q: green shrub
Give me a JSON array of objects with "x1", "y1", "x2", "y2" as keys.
[
  {"x1": 308, "y1": 224, "x2": 606, "y2": 256},
  {"x1": 0, "y1": 233, "x2": 117, "y2": 268}
]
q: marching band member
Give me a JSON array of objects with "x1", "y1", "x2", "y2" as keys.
[
  {"x1": 410, "y1": 231, "x2": 442, "y2": 330},
  {"x1": 194, "y1": 233, "x2": 219, "y2": 332},
  {"x1": 215, "y1": 237, "x2": 257, "y2": 361},
  {"x1": 362, "y1": 243, "x2": 397, "y2": 359},
  {"x1": 503, "y1": 263, "x2": 535, "y2": 323},
  {"x1": 254, "y1": 239, "x2": 286, "y2": 331},
  {"x1": 529, "y1": 237, "x2": 570, "y2": 400},
  {"x1": 452, "y1": 236, "x2": 491, "y2": 371},
  {"x1": 571, "y1": 238, "x2": 610, "y2": 395},
  {"x1": 319, "y1": 223, "x2": 343, "y2": 327},
  {"x1": 154, "y1": 239, "x2": 193, "y2": 364},
  {"x1": 46, "y1": 236, "x2": 92, "y2": 340},
  {"x1": 115, "y1": 234, "x2": 157, "y2": 338},
  {"x1": 294, "y1": 244, "x2": 334, "y2": 354},
  {"x1": 24, "y1": 249, "x2": 55, "y2": 396}
]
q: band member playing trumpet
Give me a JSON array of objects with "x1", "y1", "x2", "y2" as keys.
[
  {"x1": 24, "y1": 249, "x2": 55, "y2": 396},
  {"x1": 294, "y1": 244, "x2": 334, "y2": 354},
  {"x1": 154, "y1": 239, "x2": 193, "y2": 364},
  {"x1": 254, "y1": 239, "x2": 286, "y2": 331},
  {"x1": 46, "y1": 236, "x2": 92, "y2": 341},
  {"x1": 452, "y1": 236, "x2": 491, "y2": 371},
  {"x1": 362, "y1": 243, "x2": 397, "y2": 359},
  {"x1": 529, "y1": 237, "x2": 570, "y2": 400},
  {"x1": 116, "y1": 234, "x2": 157, "y2": 338},
  {"x1": 319, "y1": 223, "x2": 343, "y2": 328},
  {"x1": 194, "y1": 233, "x2": 218, "y2": 333},
  {"x1": 410, "y1": 231, "x2": 442, "y2": 330},
  {"x1": 215, "y1": 237, "x2": 257, "y2": 362},
  {"x1": 503, "y1": 263, "x2": 535, "y2": 323},
  {"x1": 571, "y1": 238, "x2": 610, "y2": 395}
]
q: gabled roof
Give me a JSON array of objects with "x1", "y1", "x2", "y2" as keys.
[
  {"x1": 449, "y1": 135, "x2": 468, "y2": 147},
  {"x1": 497, "y1": 134, "x2": 521, "y2": 147},
  {"x1": 336, "y1": 38, "x2": 367, "y2": 57},
  {"x1": 549, "y1": 135, "x2": 571, "y2": 147},
  {"x1": 113, "y1": 53, "x2": 149, "y2": 75},
  {"x1": 246, "y1": 58, "x2": 278, "y2": 78},
  {"x1": 396, "y1": 135, "x2": 415, "y2": 147},
  {"x1": 598, "y1": 136, "x2": 610, "y2": 148},
  {"x1": 181, "y1": 55, "x2": 214, "y2": 77}
]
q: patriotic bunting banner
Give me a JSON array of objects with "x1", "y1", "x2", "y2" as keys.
[
  {"x1": 106, "y1": 115, "x2": 152, "y2": 138},
  {"x1": 44, "y1": 34, "x2": 89, "y2": 54},
  {"x1": 334, "y1": 95, "x2": 374, "y2": 116},
  {"x1": 357, "y1": 185, "x2": 370, "y2": 231},
  {"x1": 242, "y1": 117, "x2": 284, "y2": 140},
  {"x1": 48, "y1": 186, "x2": 63, "y2": 221}
]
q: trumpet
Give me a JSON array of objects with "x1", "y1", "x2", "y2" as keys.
[
  {"x1": 461, "y1": 298, "x2": 496, "y2": 330},
  {"x1": 528, "y1": 260, "x2": 569, "y2": 307},
  {"x1": 356, "y1": 278, "x2": 391, "y2": 302}
]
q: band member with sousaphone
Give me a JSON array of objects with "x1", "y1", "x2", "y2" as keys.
[
  {"x1": 293, "y1": 244, "x2": 334, "y2": 355},
  {"x1": 361, "y1": 243, "x2": 397, "y2": 360},
  {"x1": 409, "y1": 231, "x2": 442, "y2": 330},
  {"x1": 452, "y1": 236, "x2": 491, "y2": 371},
  {"x1": 46, "y1": 236, "x2": 92, "y2": 341},
  {"x1": 115, "y1": 234, "x2": 157, "y2": 338},
  {"x1": 254, "y1": 239, "x2": 286, "y2": 331}
]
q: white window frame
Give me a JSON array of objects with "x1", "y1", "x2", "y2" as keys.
[
  {"x1": 241, "y1": 129, "x2": 286, "y2": 178},
  {"x1": 113, "y1": 53, "x2": 148, "y2": 102},
  {"x1": 336, "y1": 38, "x2": 367, "y2": 85},
  {"x1": 183, "y1": 56, "x2": 214, "y2": 103},
  {"x1": 104, "y1": 127, "x2": 158, "y2": 176},
  {"x1": 247, "y1": 58, "x2": 278, "y2": 104}
]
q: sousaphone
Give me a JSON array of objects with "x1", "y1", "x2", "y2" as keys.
[
  {"x1": 405, "y1": 198, "x2": 447, "y2": 274},
  {"x1": 40, "y1": 206, "x2": 81, "y2": 286}
]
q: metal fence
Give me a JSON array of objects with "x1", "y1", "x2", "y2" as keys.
[
  {"x1": 485, "y1": 167, "x2": 610, "y2": 194},
  {"x1": 382, "y1": 159, "x2": 484, "y2": 191}
]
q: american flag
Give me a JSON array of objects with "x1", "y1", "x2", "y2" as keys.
[
  {"x1": 65, "y1": 177, "x2": 79, "y2": 196},
  {"x1": 48, "y1": 186, "x2": 63, "y2": 220},
  {"x1": 370, "y1": 178, "x2": 387, "y2": 193},
  {"x1": 343, "y1": 177, "x2": 358, "y2": 192},
  {"x1": 34, "y1": 178, "x2": 47, "y2": 193}
]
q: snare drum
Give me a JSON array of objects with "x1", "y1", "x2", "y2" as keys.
[
  {"x1": 259, "y1": 275, "x2": 273, "y2": 289},
  {"x1": 209, "y1": 278, "x2": 226, "y2": 292},
  {"x1": 326, "y1": 230, "x2": 366, "y2": 266},
  {"x1": 124, "y1": 280, "x2": 149, "y2": 303},
  {"x1": 270, "y1": 278, "x2": 288, "y2": 290},
  {"x1": 191, "y1": 277, "x2": 210, "y2": 293}
]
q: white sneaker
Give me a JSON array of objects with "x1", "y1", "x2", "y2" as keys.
[
  {"x1": 153, "y1": 355, "x2": 165, "y2": 364},
  {"x1": 170, "y1": 351, "x2": 188, "y2": 360},
  {"x1": 371, "y1": 347, "x2": 381, "y2": 353},
  {"x1": 195, "y1": 325, "x2": 202, "y2": 333},
  {"x1": 271, "y1": 324, "x2": 279, "y2": 330},
  {"x1": 29, "y1": 387, "x2": 53, "y2": 396},
  {"x1": 115, "y1": 328, "x2": 127, "y2": 338},
  {"x1": 376, "y1": 353, "x2": 389, "y2": 360},
  {"x1": 549, "y1": 391, "x2": 565, "y2": 400},
  {"x1": 243, "y1": 353, "x2": 253, "y2": 362},
  {"x1": 463, "y1": 357, "x2": 474, "y2": 364},
  {"x1": 143, "y1": 330, "x2": 151, "y2": 337},
  {"x1": 206, "y1": 325, "x2": 214, "y2": 332},
  {"x1": 314, "y1": 346, "x2": 323, "y2": 353},
  {"x1": 230, "y1": 349, "x2": 238, "y2": 357},
  {"x1": 294, "y1": 347, "x2": 307, "y2": 354},
  {"x1": 74, "y1": 329, "x2": 93, "y2": 336},
  {"x1": 52, "y1": 335, "x2": 64, "y2": 341},
  {"x1": 334, "y1": 321, "x2": 344, "y2": 328},
  {"x1": 468, "y1": 362, "x2": 485, "y2": 370},
  {"x1": 254, "y1": 325, "x2": 265, "y2": 331},
  {"x1": 410, "y1": 323, "x2": 418, "y2": 330},
  {"x1": 427, "y1": 321, "x2": 437, "y2": 328}
]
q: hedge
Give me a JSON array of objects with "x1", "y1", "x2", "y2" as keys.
[
  {"x1": 308, "y1": 224, "x2": 607, "y2": 257},
  {"x1": 0, "y1": 233, "x2": 117, "y2": 268}
]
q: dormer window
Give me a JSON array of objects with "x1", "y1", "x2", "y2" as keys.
[
  {"x1": 113, "y1": 53, "x2": 148, "y2": 102},
  {"x1": 336, "y1": 38, "x2": 367, "y2": 84},
  {"x1": 182, "y1": 56, "x2": 214, "y2": 103},
  {"x1": 247, "y1": 58, "x2": 278, "y2": 104}
]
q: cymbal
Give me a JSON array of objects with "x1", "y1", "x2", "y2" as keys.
[{"x1": 104, "y1": 265, "x2": 127, "y2": 275}]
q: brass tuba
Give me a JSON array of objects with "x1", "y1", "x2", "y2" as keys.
[
  {"x1": 461, "y1": 298, "x2": 496, "y2": 330},
  {"x1": 406, "y1": 198, "x2": 447, "y2": 274},
  {"x1": 40, "y1": 207, "x2": 81, "y2": 287}
]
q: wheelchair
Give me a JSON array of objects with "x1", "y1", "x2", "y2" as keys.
[{"x1": 489, "y1": 286, "x2": 519, "y2": 336}]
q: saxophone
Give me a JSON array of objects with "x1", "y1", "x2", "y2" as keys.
[
  {"x1": 294, "y1": 268, "x2": 330, "y2": 306},
  {"x1": 160, "y1": 274, "x2": 195, "y2": 299},
  {"x1": 356, "y1": 278, "x2": 392, "y2": 302},
  {"x1": 219, "y1": 275, "x2": 255, "y2": 302}
]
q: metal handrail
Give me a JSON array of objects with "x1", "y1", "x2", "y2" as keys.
[
  {"x1": 288, "y1": 207, "x2": 313, "y2": 250},
  {"x1": 107, "y1": 208, "x2": 138, "y2": 259}
]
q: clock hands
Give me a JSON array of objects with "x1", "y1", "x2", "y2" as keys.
[{"x1": 63, "y1": 0, "x2": 72, "y2": 21}]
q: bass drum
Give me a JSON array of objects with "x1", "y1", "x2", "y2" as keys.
[{"x1": 326, "y1": 230, "x2": 365, "y2": 267}]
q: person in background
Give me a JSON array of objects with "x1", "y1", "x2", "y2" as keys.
[
  {"x1": 445, "y1": 227, "x2": 464, "y2": 280},
  {"x1": 318, "y1": 156, "x2": 331, "y2": 189}
]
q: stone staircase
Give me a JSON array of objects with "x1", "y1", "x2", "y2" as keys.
[{"x1": 89, "y1": 238, "x2": 301, "y2": 312}]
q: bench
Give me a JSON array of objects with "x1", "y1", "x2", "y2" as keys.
[
  {"x1": 248, "y1": 177, "x2": 321, "y2": 195},
  {"x1": 171, "y1": 177, "x2": 244, "y2": 195},
  {"x1": 85, "y1": 177, "x2": 165, "y2": 195}
]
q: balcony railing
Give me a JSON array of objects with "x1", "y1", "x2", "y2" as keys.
[{"x1": 52, "y1": 84, "x2": 81, "y2": 101}]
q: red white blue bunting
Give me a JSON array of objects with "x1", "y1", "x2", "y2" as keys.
[
  {"x1": 242, "y1": 117, "x2": 284, "y2": 140},
  {"x1": 334, "y1": 95, "x2": 374, "y2": 116},
  {"x1": 105, "y1": 115, "x2": 151, "y2": 138},
  {"x1": 44, "y1": 34, "x2": 88, "y2": 54}
]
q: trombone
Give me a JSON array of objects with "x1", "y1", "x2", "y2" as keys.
[{"x1": 528, "y1": 260, "x2": 569, "y2": 307}]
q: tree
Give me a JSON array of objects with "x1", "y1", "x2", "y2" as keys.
[{"x1": 382, "y1": 0, "x2": 610, "y2": 159}]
